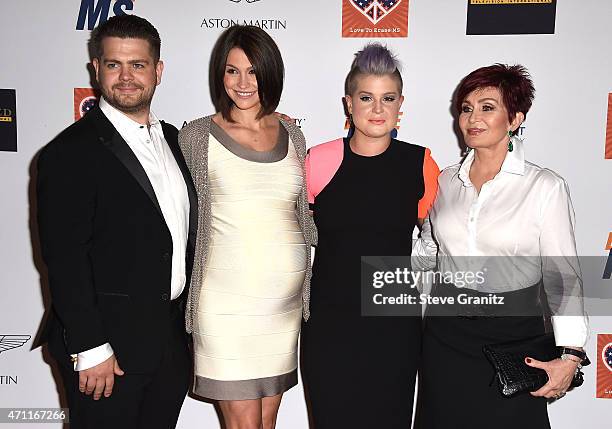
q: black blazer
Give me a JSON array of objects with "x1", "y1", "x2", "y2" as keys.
[{"x1": 37, "y1": 106, "x2": 197, "y2": 373}]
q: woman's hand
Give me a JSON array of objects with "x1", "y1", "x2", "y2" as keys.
[
  {"x1": 525, "y1": 356, "x2": 578, "y2": 399},
  {"x1": 274, "y1": 112, "x2": 295, "y2": 124}
]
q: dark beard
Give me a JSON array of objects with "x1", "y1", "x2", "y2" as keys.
[{"x1": 102, "y1": 85, "x2": 155, "y2": 115}]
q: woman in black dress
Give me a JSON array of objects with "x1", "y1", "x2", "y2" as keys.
[{"x1": 300, "y1": 43, "x2": 439, "y2": 428}]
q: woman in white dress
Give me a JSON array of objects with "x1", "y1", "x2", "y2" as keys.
[{"x1": 178, "y1": 25, "x2": 316, "y2": 429}]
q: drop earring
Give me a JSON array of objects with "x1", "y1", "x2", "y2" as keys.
[{"x1": 507, "y1": 130, "x2": 514, "y2": 152}]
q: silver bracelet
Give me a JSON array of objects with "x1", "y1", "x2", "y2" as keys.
[{"x1": 561, "y1": 353, "x2": 582, "y2": 370}]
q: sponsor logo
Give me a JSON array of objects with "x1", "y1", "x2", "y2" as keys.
[
  {"x1": 0, "y1": 335, "x2": 30, "y2": 355},
  {"x1": 342, "y1": 0, "x2": 409, "y2": 38},
  {"x1": 0, "y1": 89, "x2": 17, "y2": 152},
  {"x1": 0, "y1": 376, "x2": 18, "y2": 385},
  {"x1": 201, "y1": 18, "x2": 286, "y2": 30},
  {"x1": 350, "y1": 0, "x2": 403, "y2": 24},
  {"x1": 466, "y1": 0, "x2": 557, "y2": 35},
  {"x1": 606, "y1": 94, "x2": 612, "y2": 159},
  {"x1": 604, "y1": 232, "x2": 612, "y2": 280},
  {"x1": 202, "y1": 0, "x2": 285, "y2": 31},
  {"x1": 294, "y1": 118, "x2": 306, "y2": 129},
  {"x1": 597, "y1": 334, "x2": 612, "y2": 398},
  {"x1": 76, "y1": 0, "x2": 134, "y2": 31},
  {"x1": 74, "y1": 88, "x2": 99, "y2": 122},
  {"x1": 0, "y1": 109, "x2": 12, "y2": 123},
  {"x1": 0, "y1": 335, "x2": 30, "y2": 386}
]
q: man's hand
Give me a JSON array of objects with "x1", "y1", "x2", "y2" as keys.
[{"x1": 78, "y1": 354, "x2": 124, "y2": 400}]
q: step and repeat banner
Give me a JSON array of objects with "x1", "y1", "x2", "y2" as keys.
[{"x1": 1, "y1": 1, "x2": 612, "y2": 427}]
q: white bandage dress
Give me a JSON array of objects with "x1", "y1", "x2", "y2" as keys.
[{"x1": 192, "y1": 121, "x2": 307, "y2": 400}]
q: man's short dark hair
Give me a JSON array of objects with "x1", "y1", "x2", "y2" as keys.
[
  {"x1": 89, "y1": 14, "x2": 161, "y2": 62},
  {"x1": 209, "y1": 25, "x2": 284, "y2": 122}
]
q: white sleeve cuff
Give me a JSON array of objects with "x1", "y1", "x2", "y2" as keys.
[
  {"x1": 73, "y1": 343, "x2": 114, "y2": 371},
  {"x1": 411, "y1": 218, "x2": 438, "y2": 271},
  {"x1": 551, "y1": 315, "x2": 589, "y2": 348}
]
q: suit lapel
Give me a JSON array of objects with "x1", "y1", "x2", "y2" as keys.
[{"x1": 89, "y1": 107, "x2": 164, "y2": 218}]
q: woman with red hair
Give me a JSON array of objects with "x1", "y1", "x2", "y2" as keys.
[{"x1": 413, "y1": 64, "x2": 588, "y2": 428}]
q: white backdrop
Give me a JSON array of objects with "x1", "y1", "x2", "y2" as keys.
[{"x1": 1, "y1": 1, "x2": 611, "y2": 427}]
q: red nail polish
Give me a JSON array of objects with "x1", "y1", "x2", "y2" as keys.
[{"x1": 525, "y1": 358, "x2": 532, "y2": 364}]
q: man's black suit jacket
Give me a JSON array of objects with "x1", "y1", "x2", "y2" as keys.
[{"x1": 37, "y1": 106, "x2": 197, "y2": 373}]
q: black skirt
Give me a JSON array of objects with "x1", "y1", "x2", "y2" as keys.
[{"x1": 415, "y1": 312, "x2": 551, "y2": 429}]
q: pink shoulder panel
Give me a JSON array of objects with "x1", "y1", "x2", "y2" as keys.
[{"x1": 306, "y1": 138, "x2": 344, "y2": 204}]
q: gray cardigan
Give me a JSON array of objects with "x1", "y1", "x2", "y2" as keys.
[{"x1": 178, "y1": 115, "x2": 317, "y2": 333}]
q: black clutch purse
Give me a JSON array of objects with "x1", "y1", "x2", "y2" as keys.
[{"x1": 483, "y1": 333, "x2": 588, "y2": 398}]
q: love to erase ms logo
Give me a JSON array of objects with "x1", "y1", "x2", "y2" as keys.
[
  {"x1": 597, "y1": 334, "x2": 612, "y2": 399},
  {"x1": 74, "y1": 88, "x2": 99, "y2": 122},
  {"x1": 76, "y1": 0, "x2": 134, "y2": 31},
  {"x1": 350, "y1": 0, "x2": 403, "y2": 24},
  {"x1": 342, "y1": 0, "x2": 409, "y2": 38}
]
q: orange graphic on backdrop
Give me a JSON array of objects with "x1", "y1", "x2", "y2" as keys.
[
  {"x1": 74, "y1": 88, "x2": 98, "y2": 122},
  {"x1": 606, "y1": 94, "x2": 612, "y2": 159},
  {"x1": 342, "y1": 0, "x2": 409, "y2": 38},
  {"x1": 597, "y1": 334, "x2": 612, "y2": 399}
]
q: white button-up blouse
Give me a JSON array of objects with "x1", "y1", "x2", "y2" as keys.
[{"x1": 413, "y1": 139, "x2": 588, "y2": 347}]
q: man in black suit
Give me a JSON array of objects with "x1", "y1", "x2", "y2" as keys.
[{"x1": 37, "y1": 15, "x2": 196, "y2": 428}]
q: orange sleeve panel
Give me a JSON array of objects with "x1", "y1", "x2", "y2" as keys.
[{"x1": 417, "y1": 148, "x2": 440, "y2": 219}]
